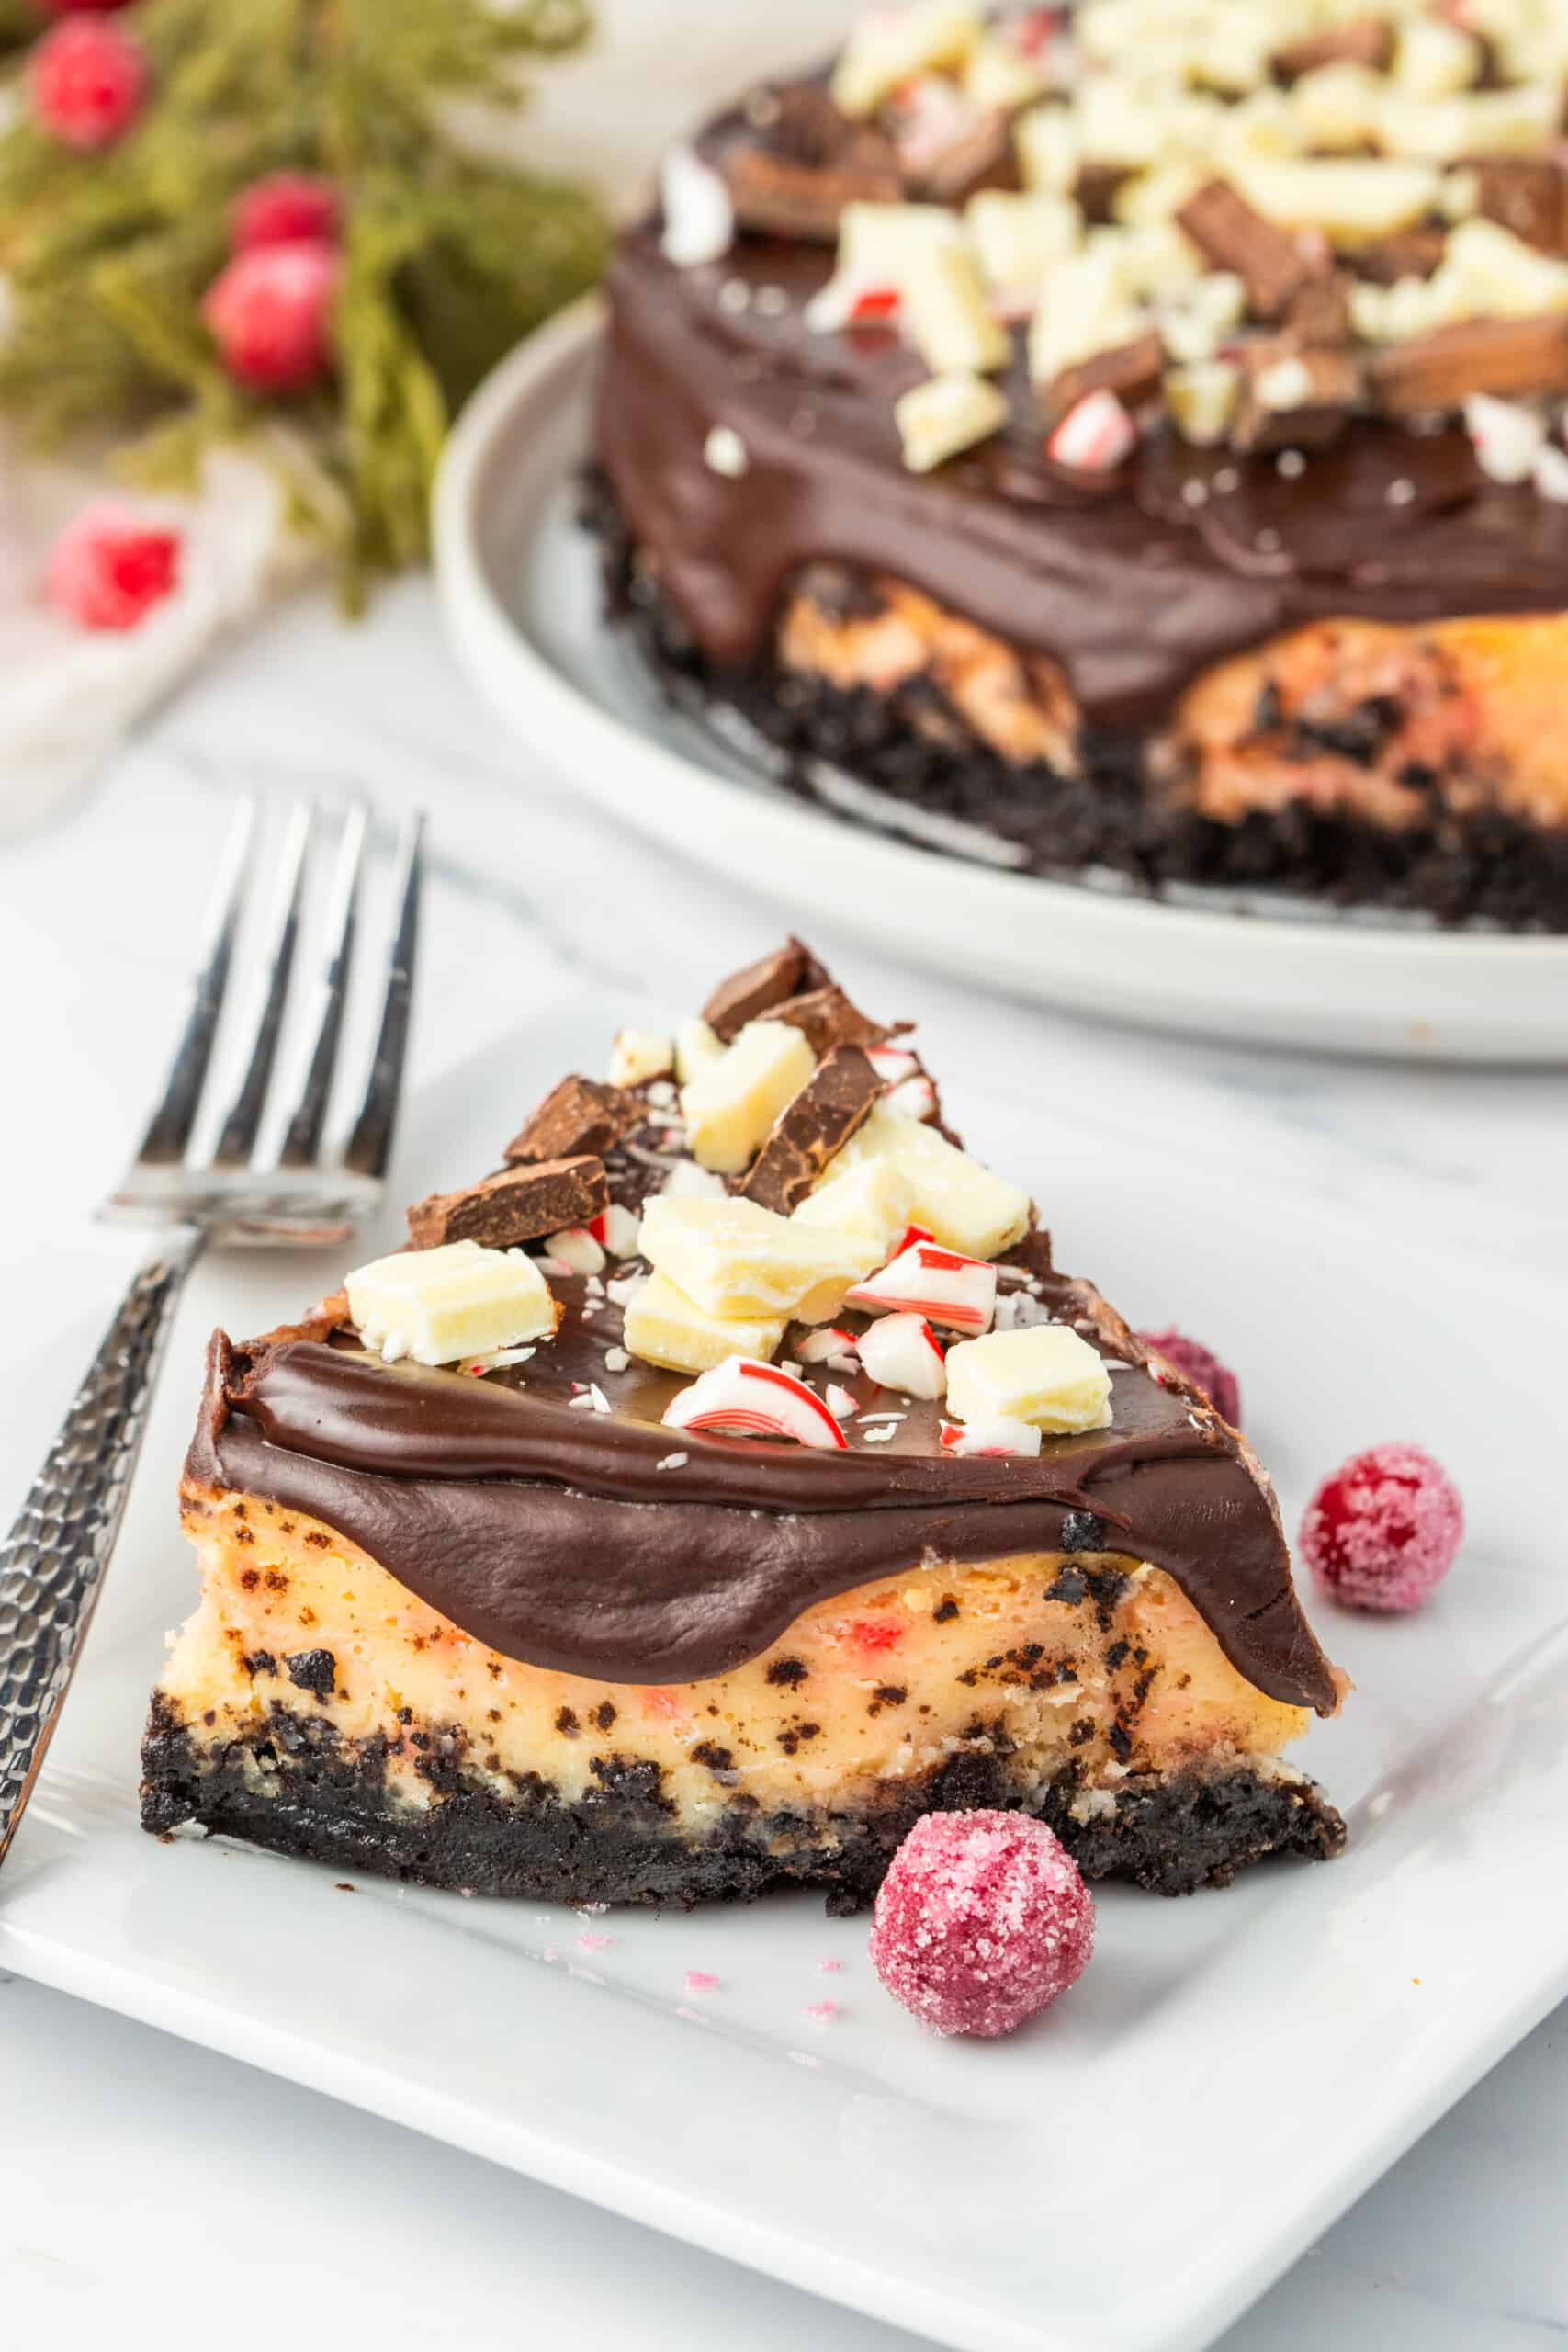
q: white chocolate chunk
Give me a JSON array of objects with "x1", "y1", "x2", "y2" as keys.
[
  {"x1": 607, "y1": 1028, "x2": 674, "y2": 1087},
  {"x1": 793, "y1": 1156, "x2": 914, "y2": 1256},
  {"x1": 903, "y1": 243, "x2": 1011, "y2": 374},
  {"x1": 895, "y1": 370, "x2": 1010, "y2": 472},
  {"x1": 945, "y1": 1324, "x2": 1113, "y2": 1433},
  {"x1": 622, "y1": 1269, "x2": 786, "y2": 1376},
  {"x1": 346, "y1": 1240, "x2": 556, "y2": 1368},
  {"x1": 819, "y1": 1103, "x2": 1031, "y2": 1261},
  {"x1": 659, "y1": 1158, "x2": 728, "y2": 1200},
  {"x1": 1028, "y1": 249, "x2": 1145, "y2": 386},
  {"x1": 1089, "y1": 219, "x2": 1201, "y2": 300},
  {"x1": 1393, "y1": 16, "x2": 1481, "y2": 101},
  {"x1": 1290, "y1": 62, "x2": 1388, "y2": 152},
  {"x1": 966, "y1": 192, "x2": 1081, "y2": 307},
  {"x1": 680, "y1": 1018, "x2": 815, "y2": 1174},
  {"x1": 838, "y1": 199, "x2": 967, "y2": 281},
  {"x1": 660, "y1": 143, "x2": 735, "y2": 268},
  {"x1": 1159, "y1": 272, "x2": 1246, "y2": 366},
  {"x1": 1229, "y1": 156, "x2": 1441, "y2": 247},
  {"x1": 963, "y1": 34, "x2": 1048, "y2": 111},
  {"x1": 638, "y1": 1194, "x2": 880, "y2": 1322},
  {"x1": 1015, "y1": 103, "x2": 1079, "y2": 196},
  {"x1": 1465, "y1": 393, "x2": 1546, "y2": 484},
  {"x1": 830, "y1": 0, "x2": 982, "y2": 118},
  {"x1": 1166, "y1": 359, "x2": 1240, "y2": 445},
  {"x1": 1380, "y1": 82, "x2": 1557, "y2": 162},
  {"x1": 674, "y1": 1016, "x2": 725, "y2": 1084}
]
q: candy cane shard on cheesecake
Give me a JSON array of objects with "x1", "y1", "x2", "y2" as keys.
[{"x1": 142, "y1": 942, "x2": 1348, "y2": 1909}]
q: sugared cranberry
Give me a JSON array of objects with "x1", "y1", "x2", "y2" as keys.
[
  {"x1": 29, "y1": 16, "x2": 147, "y2": 149},
  {"x1": 870, "y1": 1810, "x2": 1094, "y2": 2039},
  {"x1": 201, "y1": 241, "x2": 337, "y2": 391},
  {"x1": 1299, "y1": 1442, "x2": 1464, "y2": 1612},
  {"x1": 44, "y1": 501, "x2": 181, "y2": 630},
  {"x1": 232, "y1": 171, "x2": 341, "y2": 254},
  {"x1": 1138, "y1": 1326, "x2": 1241, "y2": 1425}
]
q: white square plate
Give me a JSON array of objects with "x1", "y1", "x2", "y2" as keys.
[{"x1": 3, "y1": 987, "x2": 1565, "y2": 2352}]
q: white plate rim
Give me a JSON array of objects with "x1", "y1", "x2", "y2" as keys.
[{"x1": 432, "y1": 298, "x2": 1568, "y2": 1067}]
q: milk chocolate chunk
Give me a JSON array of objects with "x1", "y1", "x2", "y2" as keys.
[
  {"x1": 1353, "y1": 227, "x2": 1448, "y2": 285},
  {"x1": 702, "y1": 936, "x2": 828, "y2": 1040},
  {"x1": 1285, "y1": 271, "x2": 1353, "y2": 348},
  {"x1": 1178, "y1": 180, "x2": 1310, "y2": 321},
  {"x1": 1234, "y1": 343, "x2": 1361, "y2": 451},
  {"x1": 737, "y1": 1044, "x2": 882, "y2": 1213},
  {"x1": 1469, "y1": 158, "x2": 1568, "y2": 256},
  {"x1": 1045, "y1": 331, "x2": 1166, "y2": 421},
  {"x1": 1273, "y1": 16, "x2": 1394, "y2": 82},
  {"x1": 905, "y1": 110, "x2": 1019, "y2": 207},
  {"x1": 768, "y1": 981, "x2": 890, "y2": 1054},
  {"x1": 408, "y1": 1157, "x2": 608, "y2": 1250},
  {"x1": 1073, "y1": 161, "x2": 1134, "y2": 225},
  {"x1": 504, "y1": 1075, "x2": 640, "y2": 1165},
  {"x1": 1371, "y1": 312, "x2": 1568, "y2": 414},
  {"x1": 723, "y1": 146, "x2": 899, "y2": 243}
]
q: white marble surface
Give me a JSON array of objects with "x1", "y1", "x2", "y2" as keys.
[{"x1": 0, "y1": 571, "x2": 1564, "y2": 2352}]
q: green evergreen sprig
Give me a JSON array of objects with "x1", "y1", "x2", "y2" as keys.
[{"x1": 0, "y1": 0, "x2": 607, "y2": 601}]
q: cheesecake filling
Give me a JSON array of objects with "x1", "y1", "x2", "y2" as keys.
[{"x1": 156, "y1": 1484, "x2": 1327, "y2": 1866}]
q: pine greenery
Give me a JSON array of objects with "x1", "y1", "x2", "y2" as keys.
[{"x1": 0, "y1": 0, "x2": 607, "y2": 600}]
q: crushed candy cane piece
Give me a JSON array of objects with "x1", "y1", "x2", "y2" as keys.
[
  {"x1": 846, "y1": 1240, "x2": 998, "y2": 1334},
  {"x1": 589, "y1": 1202, "x2": 643, "y2": 1259},
  {"x1": 663, "y1": 1354, "x2": 849, "y2": 1449},
  {"x1": 856, "y1": 1311, "x2": 947, "y2": 1398},
  {"x1": 1464, "y1": 392, "x2": 1545, "y2": 483},
  {"x1": 660, "y1": 142, "x2": 735, "y2": 267},
  {"x1": 1048, "y1": 388, "x2": 1138, "y2": 472},
  {"x1": 44, "y1": 501, "x2": 181, "y2": 632},
  {"x1": 795, "y1": 1326, "x2": 860, "y2": 1364},
  {"x1": 867, "y1": 1043, "x2": 920, "y2": 1086},
  {"x1": 884, "y1": 1072, "x2": 938, "y2": 1122},
  {"x1": 940, "y1": 1414, "x2": 1042, "y2": 1457},
  {"x1": 684, "y1": 1970, "x2": 720, "y2": 1996},
  {"x1": 545, "y1": 1225, "x2": 606, "y2": 1275},
  {"x1": 826, "y1": 1383, "x2": 859, "y2": 1419}
]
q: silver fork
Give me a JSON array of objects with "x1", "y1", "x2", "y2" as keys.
[{"x1": 0, "y1": 795, "x2": 423, "y2": 1868}]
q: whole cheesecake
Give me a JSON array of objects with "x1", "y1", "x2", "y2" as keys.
[
  {"x1": 143, "y1": 941, "x2": 1346, "y2": 1908},
  {"x1": 591, "y1": 0, "x2": 1568, "y2": 928}
]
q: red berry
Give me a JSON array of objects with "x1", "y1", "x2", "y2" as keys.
[
  {"x1": 201, "y1": 241, "x2": 338, "y2": 393},
  {"x1": 29, "y1": 16, "x2": 148, "y2": 150},
  {"x1": 232, "y1": 172, "x2": 341, "y2": 254},
  {"x1": 1300, "y1": 1442, "x2": 1464, "y2": 1613},
  {"x1": 1138, "y1": 1326, "x2": 1241, "y2": 1425},
  {"x1": 44, "y1": 501, "x2": 181, "y2": 631},
  {"x1": 870, "y1": 1811, "x2": 1094, "y2": 2039}
]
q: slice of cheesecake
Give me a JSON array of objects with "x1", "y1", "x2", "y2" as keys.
[{"x1": 142, "y1": 941, "x2": 1345, "y2": 1907}]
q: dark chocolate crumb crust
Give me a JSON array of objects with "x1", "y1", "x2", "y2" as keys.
[
  {"x1": 141, "y1": 1693, "x2": 1345, "y2": 1912},
  {"x1": 585, "y1": 468, "x2": 1568, "y2": 933}
]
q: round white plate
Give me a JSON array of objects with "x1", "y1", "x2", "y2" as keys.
[{"x1": 434, "y1": 299, "x2": 1568, "y2": 1063}]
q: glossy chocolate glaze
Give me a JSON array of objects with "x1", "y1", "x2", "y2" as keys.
[
  {"x1": 593, "y1": 106, "x2": 1568, "y2": 736},
  {"x1": 186, "y1": 1235, "x2": 1337, "y2": 1714}
]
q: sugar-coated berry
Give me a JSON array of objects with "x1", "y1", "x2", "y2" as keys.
[
  {"x1": 1300, "y1": 1441, "x2": 1463, "y2": 1612},
  {"x1": 232, "y1": 171, "x2": 342, "y2": 254},
  {"x1": 870, "y1": 1810, "x2": 1094, "y2": 2039},
  {"x1": 201, "y1": 241, "x2": 338, "y2": 392},
  {"x1": 1138, "y1": 1326, "x2": 1241, "y2": 1425},
  {"x1": 44, "y1": 500, "x2": 181, "y2": 630},
  {"x1": 29, "y1": 16, "x2": 148, "y2": 150}
]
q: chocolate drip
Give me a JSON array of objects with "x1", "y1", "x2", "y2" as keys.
[
  {"x1": 187, "y1": 1288, "x2": 1337, "y2": 1714},
  {"x1": 594, "y1": 108, "x2": 1568, "y2": 735}
]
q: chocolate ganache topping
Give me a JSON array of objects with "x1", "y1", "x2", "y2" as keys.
[
  {"x1": 593, "y1": 100, "x2": 1568, "y2": 738},
  {"x1": 187, "y1": 1251, "x2": 1337, "y2": 1716}
]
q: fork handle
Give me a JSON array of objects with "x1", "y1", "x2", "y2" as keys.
[{"x1": 0, "y1": 1227, "x2": 204, "y2": 1867}]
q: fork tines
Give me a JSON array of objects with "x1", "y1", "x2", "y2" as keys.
[{"x1": 106, "y1": 797, "x2": 424, "y2": 1245}]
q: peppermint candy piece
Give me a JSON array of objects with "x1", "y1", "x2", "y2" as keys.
[
  {"x1": 846, "y1": 1239, "x2": 998, "y2": 1334},
  {"x1": 589, "y1": 1202, "x2": 643, "y2": 1259},
  {"x1": 795, "y1": 1326, "x2": 860, "y2": 1364},
  {"x1": 867, "y1": 1042, "x2": 920, "y2": 1085},
  {"x1": 660, "y1": 143, "x2": 735, "y2": 269},
  {"x1": 884, "y1": 1072, "x2": 938, "y2": 1123},
  {"x1": 663, "y1": 1354, "x2": 848, "y2": 1450},
  {"x1": 940, "y1": 1415, "x2": 1042, "y2": 1459},
  {"x1": 545, "y1": 1225, "x2": 606, "y2": 1275},
  {"x1": 1048, "y1": 388, "x2": 1138, "y2": 473},
  {"x1": 857, "y1": 1311, "x2": 947, "y2": 1399}
]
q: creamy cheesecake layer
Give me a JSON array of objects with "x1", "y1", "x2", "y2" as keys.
[
  {"x1": 160, "y1": 1484, "x2": 1314, "y2": 1831},
  {"x1": 774, "y1": 569, "x2": 1568, "y2": 831}
]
